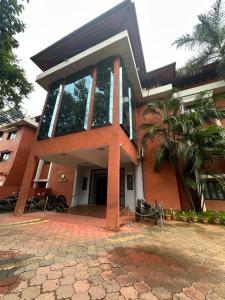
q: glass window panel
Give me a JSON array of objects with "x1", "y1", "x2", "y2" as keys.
[
  {"x1": 55, "y1": 75, "x2": 92, "y2": 136},
  {"x1": 37, "y1": 84, "x2": 60, "y2": 140},
  {"x1": 120, "y1": 66, "x2": 130, "y2": 136},
  {"x1": 92, "y1": 58, "x2": 114, "y2": 127}
]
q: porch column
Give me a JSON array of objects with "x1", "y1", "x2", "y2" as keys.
[
  {"x1": 106, "y1": 142, "x2": 120, "y2": 231},
  {"x1": 135, "y1": 161, "x2": 144, "y2": 200},
  {"x1": 14, "y1": 154, "x2": 37, "y2": 216}
]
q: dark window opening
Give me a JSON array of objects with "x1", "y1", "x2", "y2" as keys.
[
  {"x1": 82, "y1": 177, "x2": 88, "y2": 190},
  {"x1": 204, "y1": 181, "x2": 225, "y2": 200},
  {"x1": 7, "y1": 131, "x2": 17, "y2": 140},
  {"x1": 0, "y1": 152, "x2": 10, "y2": 162},
  {"x1": 127, "y1": 174, "x2": 133, "y2": 190}
]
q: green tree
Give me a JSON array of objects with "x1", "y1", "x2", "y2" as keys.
[
  {"x1": 140, "y1": 91, "x2": 225, "y2": 210},
  {"x1": 173, "y1": 0, "x2": 225, "y2": 77},
  {"x1": 0, "y1": 0, "x2": 33, "y2": 109}
]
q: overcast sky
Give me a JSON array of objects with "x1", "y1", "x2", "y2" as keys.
[{"x1": 15, "y1": 0, "x2": 213, "y2": 117}]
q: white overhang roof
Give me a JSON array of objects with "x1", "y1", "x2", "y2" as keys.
[{"x1": 36, "y1": 30, "x2": 143, "y2": 99}]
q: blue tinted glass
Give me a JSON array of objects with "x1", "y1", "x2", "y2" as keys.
[
  {"x1": 37, "y1": 85, "x2": 60, "y2": 140},
  {"x1": 92, "y1": 58, "x2": 114, "y2": 127},
  {"x1": 55, "y1": 75, "x2": 92, "y2": 136}
]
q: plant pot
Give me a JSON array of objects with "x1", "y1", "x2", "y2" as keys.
[
  {"x1": 202, "y1": 217, "x2": 208, "y2": 224},
  {"x1": 192, "y1": 216, "x2": 198, "y2": 223},
  {"x1": 213, "y1": 218, "x2": 220, "y2": 225},
  {"x1": 180, "y1": 216, "x2": 187, "y2": 222},
  {"x1": 171, "y1": 215, "x2": 176, "y2": 221},
  {"x1": 165, "y1": 215, "x2": 171, "y2": 221}
]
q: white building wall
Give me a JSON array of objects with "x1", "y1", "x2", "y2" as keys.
[
  {"x1": 123, "y1": 163, "x2": 136, "y2": 212},
  {"x1": 77, "y1": 167, "x2": 91, "y2": 205},
  {"x1": 71, "y1": 164, "x2": 136, "y2": 210}
]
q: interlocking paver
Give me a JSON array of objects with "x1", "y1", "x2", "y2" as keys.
[
  {"x1": 56, "y1": 285, "x2": 74, "y2": 299},
  {"x1": 1, "y1": 212, "x2": 225, "y2": 300}
]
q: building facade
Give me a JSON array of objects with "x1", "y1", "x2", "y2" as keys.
[
  {"x1": 14, "y1": 0, "x2": 225, "y2": 230},
  {"x1": 0, "y1": 111, "x2": 38, "y2": 197}
]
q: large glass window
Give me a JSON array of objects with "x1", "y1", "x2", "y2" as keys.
[
  {"x1": 55, "y1": 73, "x2": 92, "y2": 136},
  {"x1": 119, "y1": 64, "x2": 136, "y2": 142},
  {"x1": 92, "y1": 58, "x2": 114, "y2": 127},
  {"x1": 37, "y1": 84, "x2": 61, "y2": 140}
]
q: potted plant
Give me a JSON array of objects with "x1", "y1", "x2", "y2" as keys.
[
  {"x1": 191, "y1": 211, "x2": 198, "y2": 223},
  {"x1": 201, "y1": 211, "x2": 209, "y2": 224},
  {"x1": 212, "y1": 211, "x2": 220, "y2": 225},
  {"x1": 180, "y1": 211, "x2": 187, "y2": 222},
  {"x1": 164, "y1": 209, "x2": 172, "y2": 221}
]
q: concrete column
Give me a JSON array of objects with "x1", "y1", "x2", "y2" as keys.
[
  {"x1": 14, "y1": 154, "x2": 37, "y2": 215},
  {"x1": 106, "y1": 142, "x2": 120, "y2": 231},
  {"x1": 135, "y1": 160, "x2": 144, "y2": 200},
  {"x1": 71, "y1": 167, "x2": 81, "y2": 207}
]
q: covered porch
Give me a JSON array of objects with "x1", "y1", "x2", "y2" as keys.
[{"x1": 20, "y1": 138, "x2": 140, "y2": 231}]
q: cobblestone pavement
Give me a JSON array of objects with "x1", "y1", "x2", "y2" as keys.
[{"x1": 0, "y1": 213, "x2": 225, "y2": 300}]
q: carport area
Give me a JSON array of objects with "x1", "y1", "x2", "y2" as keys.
[{"x1": 15, "y1": 141, "x2": 138, "y2": 231}]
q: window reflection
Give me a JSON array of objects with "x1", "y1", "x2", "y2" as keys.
[
  {"x1": 55, "y1": 74, "x2": 92, "y2": 136},
  {"x1": 119, "y1": 63, "x2": 136, "y2": 142},
  {"x1": 92, "y1": 58, "x2": 114, "y2": 127},
  {"x1": 37, "y1": 84, "x2": 60, "y2": 140}
]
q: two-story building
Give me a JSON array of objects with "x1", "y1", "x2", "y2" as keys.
[{"x1": 14, "y1": 0, "x2": 225, "y2": 230}]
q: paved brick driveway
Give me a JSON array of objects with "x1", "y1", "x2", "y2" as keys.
[{"x1": 0, "y1": 212, "x2": 225, "y2": 300}]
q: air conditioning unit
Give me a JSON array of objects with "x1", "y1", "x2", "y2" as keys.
[{"x1": 137, "y1": 147, "x2": 144, "y2": 160}]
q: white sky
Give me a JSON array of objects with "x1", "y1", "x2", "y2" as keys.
[{"x1": 15, "y1": 0, "x2": 213, "y2": 117}]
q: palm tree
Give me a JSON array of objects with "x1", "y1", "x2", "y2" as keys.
[
  {"x1": 173, "y1": 0, "x2": 225, "y2": 77},
  {"x1": 140, "y1": 91, "x2": 225, "y2": 210}
]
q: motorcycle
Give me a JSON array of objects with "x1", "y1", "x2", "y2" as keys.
[
  {"x1": 0, "y1": 191, "x2": 19, "y2": 211},
  {"x1": 135, "y1": 198, "x2": 162, "y2": 224},
  {"x1": 45, "y1": 194, "x2": 69, "y2": 212},
  {"x1": 27, "y1": 193, "x2": 68, "y2": 212}
]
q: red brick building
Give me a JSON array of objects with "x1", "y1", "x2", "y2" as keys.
[
  {"x1": 14, "y1": 0, "x2": 225, "y2": 230},
  {"x1": 0, "y1": 111, "x2": 38, "y2": 197}
]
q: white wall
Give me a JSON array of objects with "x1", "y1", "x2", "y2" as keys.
[
  {"x1": 123, "y1": 163, "x2": 136, "y2": 212},
  {"x1": 71, "y1": 164, "x2": 136, "y2": 210}
]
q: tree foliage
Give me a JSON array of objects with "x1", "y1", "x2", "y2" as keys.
[
  {"x1": 173, "y1": 0, "x2": 225, "y2": 77},
  {"x1": 140, "y1": 90, "x2": 225, "y2": 210},
  {"x1": 0, "y1": 0, "x2": 33, "y2": 109}
]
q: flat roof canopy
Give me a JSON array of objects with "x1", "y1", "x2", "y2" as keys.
[
  {"x1": 31, "y1": 0, "x2": 146, "y2": 82},
  {"x1": 36, "y1": 31, "x2": 142, "y2": 99}
]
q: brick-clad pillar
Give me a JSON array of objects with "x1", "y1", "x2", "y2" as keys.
[
  {"x1": 106, "y1": 141, "x2": 120, "y2": 231},
  {"x1": 14, "y1": 154, "x2": 37, "y2": 216}
]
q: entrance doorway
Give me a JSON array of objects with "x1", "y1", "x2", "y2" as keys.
[
  {"x1": 88, "y1": 169, "x2": 125, "y2": 206},
  {"x1": 95, "y1": 175, "x2": 107, "y2": 205}
]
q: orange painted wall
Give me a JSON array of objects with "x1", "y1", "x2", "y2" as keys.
[
  {"x1": 40, "y1": 162, "x2": 50, "y2": 179},
  {"x1": 205, "y1": 200, "x2": 225, "y2": 211},
  {"x1": 48, "y1": 164, "x2": 75, "y2": 206},
  {"x1": 136, "y1": 105, "x2": 181, "y2": 210}
]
